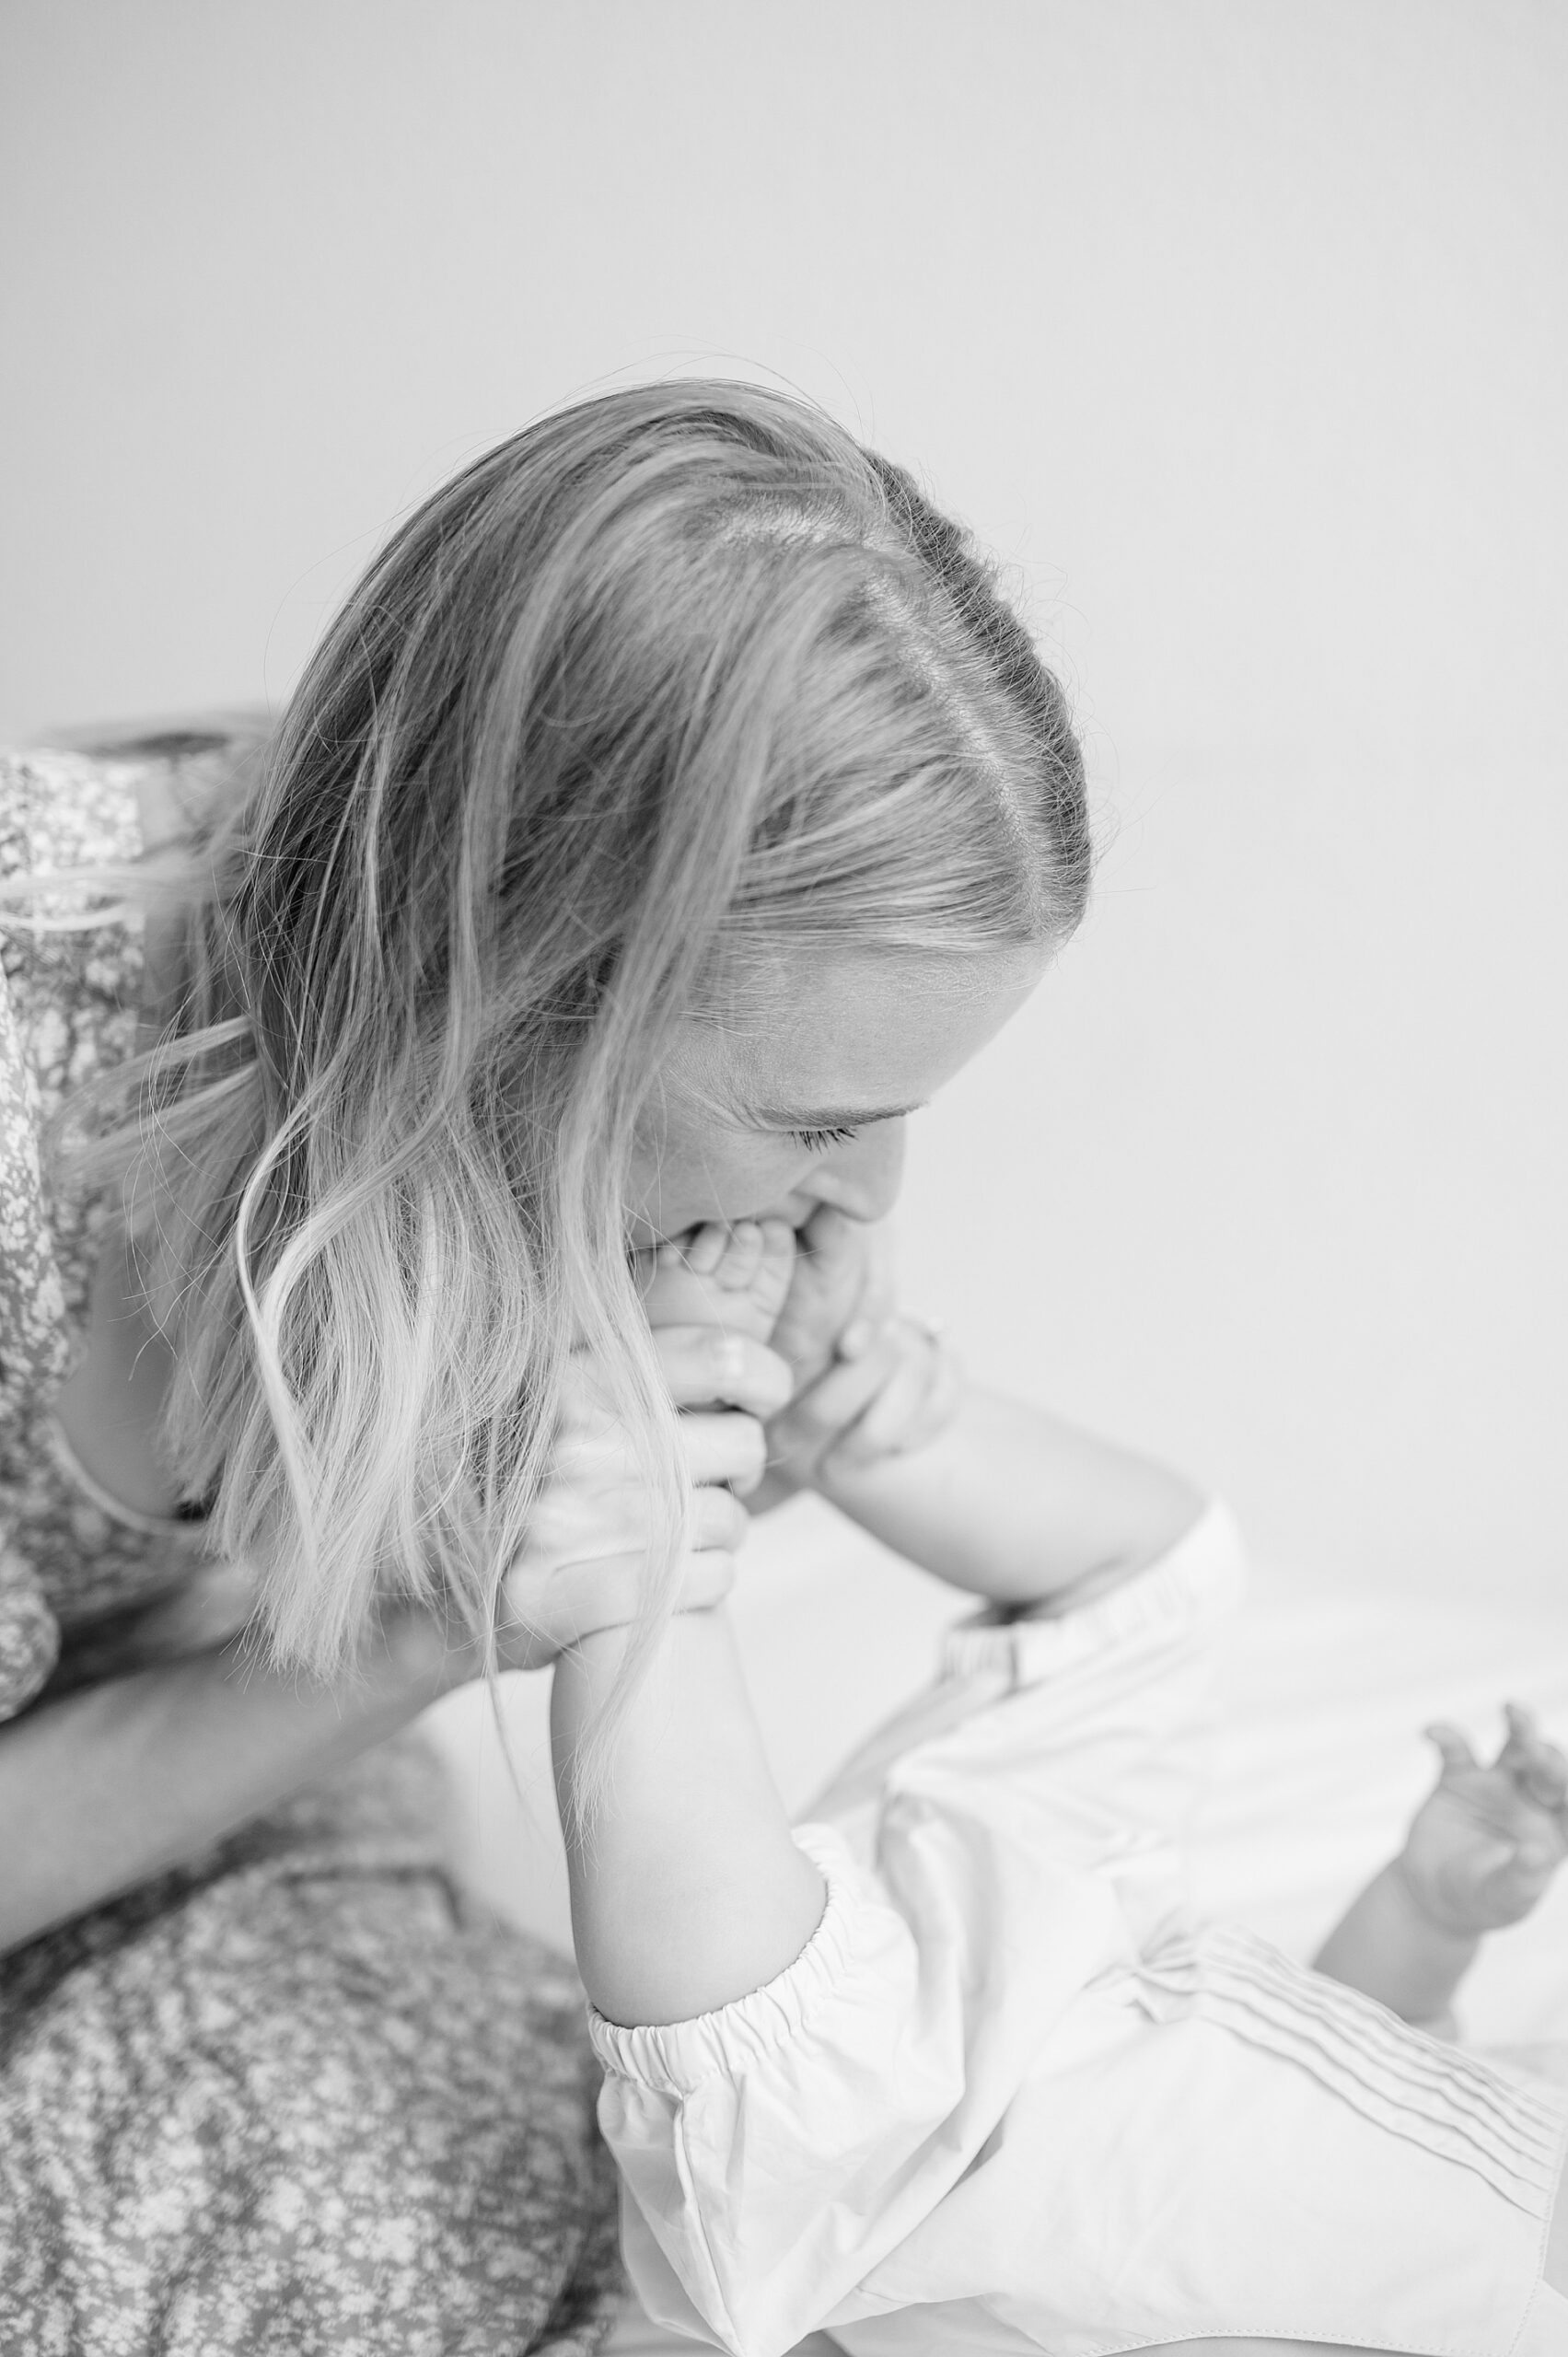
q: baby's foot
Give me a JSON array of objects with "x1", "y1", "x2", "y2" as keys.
[
  {"x1": 768, "y1": 1205, "x2": 889, "y2": 1388},
  {"x1": 637, "y1": 1218, "x2": 796, "y2": 1347},
  {"x1": 1398, "y1": 1703, "x2": 1568, "y2": 1936}
]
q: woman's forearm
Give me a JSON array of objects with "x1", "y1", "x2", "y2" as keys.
[
  {"x1": 0, "y1": 1615, "x2": 452, "y2": 1956},
  {"x1": 817, "y1": 1384, "x2": 1205, "y2": 1610},
  {"x1": 552, "y1": 1608, "x2": 824, "y2": 2027}
]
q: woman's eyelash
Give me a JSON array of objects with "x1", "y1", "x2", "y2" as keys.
[{"x1": 789, "y1": 1124, "x2": 860, "y2": 1153}]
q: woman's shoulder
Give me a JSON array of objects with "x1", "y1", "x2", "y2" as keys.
[
  {"x1": 0, "y1": 717, "x2": 271, "y2": 1073},
  {"x1": 0, "y1": 744, "x2": 144, "y2": 882},
  {"x1": 0, "y1": 746, "x2": 145, "y2": 1118},
  {"x1": 2, "y1": 711, "x2": 272, "y2": 867},
  {"x1": 0, "y1": 717, "x2": 264, "y2": 1142}
]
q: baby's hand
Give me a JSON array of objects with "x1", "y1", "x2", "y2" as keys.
[
  {"x1": 766, "y1": 1314, "x2": 962, "y2": 1498},
  {"x1": 765, "y1": 1205, "x2": 890, "y2": 1390},
  {"x1": 762, "y1": 1208, "x2": 959, "y2": 1499},
  {"x1": 1398, "y1": 1703, "x2": 1568, "y2": 1936}
]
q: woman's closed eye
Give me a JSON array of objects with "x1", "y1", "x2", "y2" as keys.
[{"x1": 789, "y1": 1124, "x2": 861, "y2": 1154}]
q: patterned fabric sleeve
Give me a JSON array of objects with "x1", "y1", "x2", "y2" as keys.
[
  {"x1": 0, "y1": 847, "x2": 72, "y2": 1414},
  {"x1": 0, "y1": 796, "x2": 70, "y2": 1715},
  {"x1": 0, "y1": 747, "x2": 145, "y2": 1718}
]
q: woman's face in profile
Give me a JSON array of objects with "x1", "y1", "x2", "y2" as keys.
[{"x1": 624, "y1": 942, "x2": 1048, "y2": 1248}]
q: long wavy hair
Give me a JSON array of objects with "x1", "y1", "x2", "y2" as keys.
[{"x1": 55, "y1": 381, "x2": 1092, "y2": 1775}]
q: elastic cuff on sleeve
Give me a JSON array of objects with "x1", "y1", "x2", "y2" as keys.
[
  {"x1": 587, "y1": 1825, "x2": 866, "y2": 2096},
  {"x1": 939, "y1": 1496, "x2": 1248, "y2": 1690}
]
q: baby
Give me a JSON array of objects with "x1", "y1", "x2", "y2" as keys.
[{"x1": 553, "y1": 1217, "x2": 1568, "y2": 2357}]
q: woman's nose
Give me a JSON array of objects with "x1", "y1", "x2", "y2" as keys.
[{"x1": 807, "y1": 1118, "x2": 907, "y2": 1223}]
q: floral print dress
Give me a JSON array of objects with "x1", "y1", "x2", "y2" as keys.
[{"x1": 0, "y1": 742, "x2": 622, "y2": 2355}]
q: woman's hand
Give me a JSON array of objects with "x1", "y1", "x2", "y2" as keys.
[{"x1": 491, "y1": 1325, "x2": 794, "y2": 1674}]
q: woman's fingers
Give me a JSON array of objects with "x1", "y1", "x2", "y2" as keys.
[
  {"x1": 673, "y1": 1548, "x2": 741, "y2": 1612},
  {"x1": 497, "y1": 1551, "x2": 641, "y2": 1673},
  {"x1": 552, "y1": 1338, "x2": 781, "y2": 1500},
  {"x1": 519, "y1": 1449, "x2": 752, "y2": 1565},
  {"x1": 690, "y1": 1480, "x2": 751, "y2": 1552},
  {"x1": 495, "y1": 1540, "x2": 739, "y2": 1673},
  {"x1": 678, "y1": 1407, "x2": 770, "y2": 1497},
  {"x1": 559, "y1": 1329, "x2": 790, "y2": 1432},
  {"x1": 484, "y1": 1328, "x2": 773, "y2": 1678},
  {"x1": 650, "y1": 1324, "x2": 795, "y2": 1421},
  {"x1": 518, "y1": 1465, "x2": 646, "y2": 1562}
]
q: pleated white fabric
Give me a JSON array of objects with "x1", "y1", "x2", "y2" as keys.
[{"x1": 592, "y1": 1505, "x2": 1568, "y2": 2356}]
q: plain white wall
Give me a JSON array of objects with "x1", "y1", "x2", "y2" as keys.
[{"x1": 3, "y1": 0, "x2": 1564, "y2": 1604}]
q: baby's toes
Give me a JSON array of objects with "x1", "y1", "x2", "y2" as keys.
[
  {"x1": 637, "y1": 1224, "x2": 729, "y2": 1326},
  {"x1": 713, "y1": 1220, "x2": 765, "y2": 1294},
  {"x1": 680, "y1": 1222, "x2": 731, "y2": 1277}
]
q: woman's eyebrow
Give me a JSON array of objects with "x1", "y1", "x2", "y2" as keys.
[{"x1": 752, "y1": 1099, "x2": 927, "y2": 1127}]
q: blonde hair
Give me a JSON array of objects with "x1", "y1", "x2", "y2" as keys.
[{"x1": 63, "y1": 382, "x2": 1090, "y2": 1772}]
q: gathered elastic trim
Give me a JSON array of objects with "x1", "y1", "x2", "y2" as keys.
[
  {"x1": 588, "y1": 1826, "x2": 870, "y2": 2096},
  {"x1": 940, "y1": 1496, "x2": 1248, "y2": 1693}
]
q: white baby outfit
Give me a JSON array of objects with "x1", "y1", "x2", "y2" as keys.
[{"x1": 592, "y1": 1504, "x2": 1568, "y2": 2355}]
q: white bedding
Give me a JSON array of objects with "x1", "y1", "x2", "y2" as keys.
[{"x1": 424, "y1": 1491, "x2": 1568, "y2": 2049}]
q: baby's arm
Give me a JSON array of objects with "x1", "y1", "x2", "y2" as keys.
[
  {"x1": 763, "y1": 1209, "x2": 1204, "y2": 1611},
  {"x1": 1313, "y1": 1702, "x2": 1568, "y2": 2032},
  {"x1": 810, "y1": 1379, "x2": 1205, "y2": 1613}
]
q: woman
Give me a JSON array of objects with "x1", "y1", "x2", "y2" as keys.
[{"x1": 0, "y1": 381, "x2": 1091, "y2": 2353}]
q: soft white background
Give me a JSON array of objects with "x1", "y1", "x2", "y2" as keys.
[{"x1": 3, "y1": 0, "x2": 1565, "y2": 1624}]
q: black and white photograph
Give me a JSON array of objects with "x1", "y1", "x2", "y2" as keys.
[{"x1": 2, "y1": 6, "x2": 1566, "y2": 2351}]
